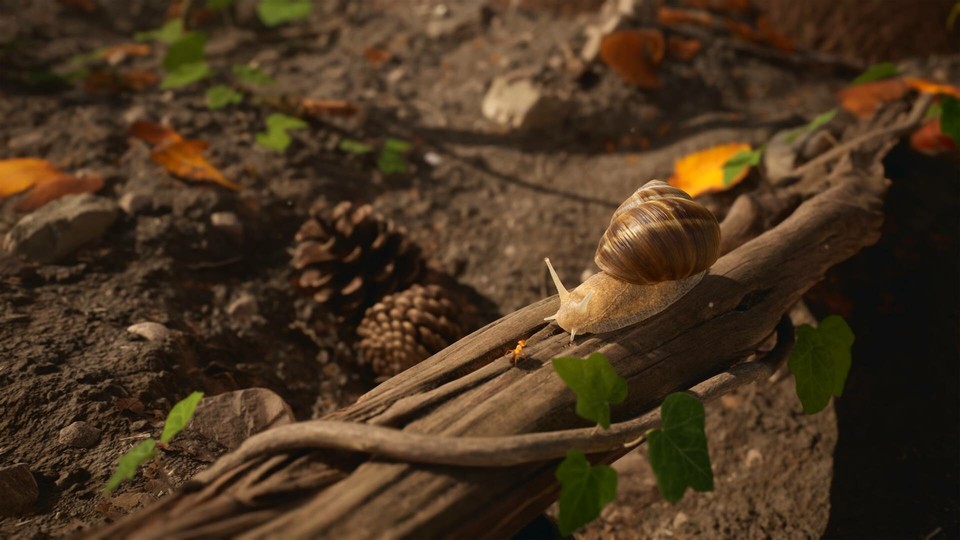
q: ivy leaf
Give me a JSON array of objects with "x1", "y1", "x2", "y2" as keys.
[
  {"x1": 257, "y1": 0, "x2": 312, "y2": 27},
  {"x1": 232, "y1": 64, "x2": 276, "y2": 86},
  {"x1": 206, "y1": 85, "x2": 244, "y2": 110},
  {"x1": 939, "y1": 96, "x2": 960, "y2": 145},
  {"x1": 646, "y1": 392, "x2": 713, "y2": 503},
  {"x1": 552, "y1": 352, "x2": 627, "y2": 429},
  {"x1": 256, "y1": 113, "x2": 308, "y2": 152},
  {"x1": 162, "y1": 62, "x2": 211, "y2": 89},
  {"x1": 852, "y1": 62, "x2": 900, "y2": 85},
  {"x1": 103, "y1": 438, "x2": 156, "y2": 494},
  {"x1": 787, "y1": 315, "x2": 855, "y2": 414},
  {"x1": 135, "y1": 20, "x2": 184, "y2": 43},
  {"x1": 555, "y1": 450, "x2": 618, "y2": 536},
  {"x1": 339, "y1": 138, "x2": 375, "y2": 154},
  {"x1": 784, "y1": 109, "x2": 837, "y2": 143},
  {"x1": 376, "y1": 138, "x2": 414, "y2": 174},
  {"x1": 160, "y1": 391, "x2": 204, "y2": 443},
  {"x1": 721, "y1": 145, "x2": 763, "y2": 186}
]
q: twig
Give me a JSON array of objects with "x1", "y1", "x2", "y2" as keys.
[
  {"x1": 191, "y1": 317, "x2": 795, "y2": 483},
  {"x1": 791, "y1": 94, "x2": 933, "y2": 177}
]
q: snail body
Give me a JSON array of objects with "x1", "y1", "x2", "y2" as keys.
[{"x1": 545, "y1": 180, "x2": 721, "y2": 341}]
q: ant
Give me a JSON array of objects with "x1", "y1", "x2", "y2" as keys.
[{"x1": 509, "y1": 339, "x2": 527, "y2": 366}]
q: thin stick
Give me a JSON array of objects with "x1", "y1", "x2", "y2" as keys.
[{"x1": 191, "y1": 318, "x2": 794, "y2": 483}]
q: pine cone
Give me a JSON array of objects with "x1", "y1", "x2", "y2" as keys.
[
  {"x1": 292, "y1": 201, "x2": 423, "y2": 324},
  {"x1": 356, "y1": 284, "x2": 464, "y2": 378}
]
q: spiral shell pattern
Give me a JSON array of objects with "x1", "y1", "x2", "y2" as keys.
[{"x1": 594, "y1": 180, "x2": 721, "y2": 285}]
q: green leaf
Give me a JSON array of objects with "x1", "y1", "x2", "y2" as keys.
[
  {"x1": 552, "y1": 352, "x2": 628, "y2": 429},
  {"x1": 376, "y1": 138, "x2": 414, "y2": 174},
  {"x1": 721, "y1": 145, "x2": 763, "y2": 186},
  {"x1": 646, "y1": 392, "x2": 713, "y2": 503},
  {"x1": 163, "y1": 32, "x2": 206, "y2": 72},
  {"x1": 103, "y1": 438, "x2": 156, "y2": 494},
  {"x1": 206, "y1": 85, "x2": 244, "y2": 109},
  {"x1": 161, "y1": 62, "x2": 211, "y2": 89},
  {"x1": 784, "y1": 109, "x2": 837, "y2": 143},
  {"x1": 160, "y1": 391, "x2": 204, "y2": 443},
  {"x1": 948, "y1": 0, "x2": 960, "y2": 29},
  {"x1": 925, "y1": 101, "x2": 944, "y2": 121},
  {"x1": 338, "y1": 139, "x2": 375, "y2": 154},
  {"x1": 852, "y1": 62, "x2": 900, "y2": 85},
  {"x1": 208, "y1": 0, "x2": 235, "y2": 10},
  {"x1": 939, "y1": 96, "x2": 960, "y2": 146},
  {"x1": 256, "y1": 113, "x2": 308, "y2": 152},
  {"x1": 383, "y1": 137, "x2": 413, "y2": 153},
  {"x1": 232, "y1": 64, "x2": 276, "y2": 86},
  {"x1": 555, "y1": 450, "x2": 618, "y2": 536},
  {"x1": 136, "y1": 20, "x2": 185, "y2": 43},
  {"x1": 257, "y1": 0, "x2": 312, "y2": 27},
  {"x1": 787, "y1": 315, "x2": 855, "y2": 414}
]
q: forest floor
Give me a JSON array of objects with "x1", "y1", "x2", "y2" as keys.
[{"x1": 0, "y1": 1, "x2": 957, "y2": 538}]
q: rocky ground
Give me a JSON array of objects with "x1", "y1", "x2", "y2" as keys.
[{"x1": 0, "y1": 0, "x2": 956, "y2": 538}]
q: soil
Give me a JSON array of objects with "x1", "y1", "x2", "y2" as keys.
[{"x1": 0, "y1": 1, "x2": 956, "y2": 538}]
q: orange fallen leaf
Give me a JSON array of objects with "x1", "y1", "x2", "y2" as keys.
[
  {"x1": 119, "y1": 70, "x2": 159, "y2": 91},
  {"x1": 904, "y1": 77, "x2": 960, "y2": 99},
  {"x1": 298, "y1": 98, "x2": 360, "y2": 118},
  {"x1": 668, "y1": 142, "x2": 752, "y2": 197},
  {"x1": 599, "y1": 29, "x2": 665, "y2": 89},
  {"x1": 362, "y1": 47, "x2": 392, "y2": 66},
  {"x1": 837, "y1": 78, "x2": 909, "y2": 119},
  {"x1": 84, "y1": 70, "x2": 159, "y2": 93},
  {"x1": 667, "y1": 36, "x2": 702, "y2": 61},
  {"x1": 129, "y1": 121, "x2": 239, "y2": 190},
  {"x1": 0, "y1": 158, "x2": 104, "y2": 211},
  {"x1": 910, "y1": 118, "x2": 957, "y2": 155},
  {"x1": 100, "y1": 43, "x2": 151, "y2": 64}
]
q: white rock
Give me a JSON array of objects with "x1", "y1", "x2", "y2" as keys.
[
  {"x1": 4, "y1": 194, "x2": 118, "y2": 263},
  {"x1": 211, "y1": 211, "x2": 243, "y2": 240},
  {"x1": 481, "y1": 76, "x2": 569, "y2": 131},
  {"x1": 745, "y1": 448, "x2": 763, "y2": 467},
  {"x1": 127, "y1": 321, "x2": 172, "y2": 342},
  {"x1": 118, "y1": 192, "x2": 152, "y2": 215}
]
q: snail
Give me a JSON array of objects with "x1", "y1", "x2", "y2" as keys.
[{"x1": 544, "y1": 180, "x2": 721, "y2": 342}]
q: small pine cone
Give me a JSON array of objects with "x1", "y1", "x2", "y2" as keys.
[
  {"x1": 292, "y1": 201, "x2": 423, "y2": 324},
  {"x1": 356, "y1": 284, "x2": 464, "y2": 378}
]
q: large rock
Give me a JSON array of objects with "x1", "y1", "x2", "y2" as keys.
[
  {"x1": 189, "y1": 388, "x2": 295, "y2": 450},
  {"x1": 481, "y1": 76, "x2": 570, "y2": 131},
  {"x1": 4, "y1": 194, "x2": 118, "y2": 263},
  {"x1": 0, "y1": 463, "x2": 38, "y2": 517}
]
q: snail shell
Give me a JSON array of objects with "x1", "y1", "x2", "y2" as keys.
[{"x1": 545, "y1": 180, "x2": 721, "y2": 341}]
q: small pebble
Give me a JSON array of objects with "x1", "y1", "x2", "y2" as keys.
[
  {"x1": 745, "y1": 448, "x2": 763, "y2": 467},
  {"x1": 226, "y1": 293, "x2": 259, "y2": 319},
  {"x1": 211, "y1": 211, "x2": 243, "y2": 240},
  {"x1": 118, "y1": 192, "x2": 152, "y2": 215},
  {"x1": 127, "y1": 321, "x2": 171, "y2": 342},
  {"x1": 59, "y1": 421, "x2": 101, "y2": 448}
]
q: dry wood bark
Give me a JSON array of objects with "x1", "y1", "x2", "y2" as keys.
[{"x1": 89, "y1": 101, "x2": 919, "y2": 540}]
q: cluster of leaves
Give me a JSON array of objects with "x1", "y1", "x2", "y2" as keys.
[
  {"x1": 104, "y1": 392, "x2": 204, "y2": 494},
  {"x1": 339, "y1": 137, "x2": 415, "y2": 175}
]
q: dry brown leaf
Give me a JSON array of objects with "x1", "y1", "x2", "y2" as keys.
[
  {"x1": 910, "y1": 118, "x2": 957, "y2": 155},
  {"x1": 599, "y1": 29, "x2": 665, "y2": 89},
  {"x1": 100, "y1": 43, "x2": 151, "y2": 64},
  {"x1": 668, "y1": 142, "x2": 751, "y2": 197},
  {"x1": 657, "y1": 6, "x2": 713, "y2": 26},
  {"x1": 904, "y1": 77, "x2": 960, "y2": 99},
  {"x1": 0, "y1": 158, "x2": 103, "y2": 211},
  {"x1": 84, "y1": 70, "x2": 159, "y2": 93},
  {"x1": 151, "y1": 140, "x2": 240, "y2": 191},
  {"x1": 667, "y1": 36, "x2": 703, "y2": 61},
  {"x1": 119, "y1": 70, "x2": 160, "y2": 91},
  {"x1": 362, "y1": 47, "x2": 392, "y2": 66},
  {"x1": 298, "y1": 98, "x2": 360, "y2": 118},
  {"x1": 837, "y1": 78, "x2": 910, "y2": 119},
  {"x1": 129, "y1": 120, "x2": 184, "y2": 146}
]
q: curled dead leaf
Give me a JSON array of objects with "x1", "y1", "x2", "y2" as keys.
[
  {"x1": 599, "y1": 29, "x2": 665, "y2": 89},
  {"x1": 0, "y1": 158, "x2": 104, "y2": 211},
  {"x1": 910, "y1": 118, "x2": 957, "y2": 155},
  {"x1": 668, "y1": 142, "x2": 752, "y2": 197},
  {"x1": 128, "y1": 121, "x2": 239, "y2": 190},
  {"x1": 837, "y1": 78, "x2": 909, "y2": 119},
  {"x1": 904, "y1": 77, "x2": 960, "y2": 99}
]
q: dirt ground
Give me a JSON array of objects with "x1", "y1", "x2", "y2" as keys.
[{"x1": 0, "y1": 1, "x2": 957, "y2": 538}]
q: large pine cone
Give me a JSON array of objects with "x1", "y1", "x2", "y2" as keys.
[
  {"x1": 292, "y1": 201, "x2": 423, "y2": 324},
  {"x1": 356, "y1": 284, "x2": 464, "y2": 378}
]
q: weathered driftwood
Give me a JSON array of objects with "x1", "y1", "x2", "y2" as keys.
[{"x1": 89, "y1": 98, "x2": 922, "y2": 539}]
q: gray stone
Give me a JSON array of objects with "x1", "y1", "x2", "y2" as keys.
[
  {"x1": 118, "y1": 192, "x2": 152, "y2": 215},
  {"x1": 4, "y1": 194, "x2": 118, "y2": 263},
  {"x1": 0, "y1": 464, "x2": 38, "y2": 517},
  {"x1": 189, "y1": 388, "x2": 295, "y2": 450},
  {"x1": 210, "y1": 211, "x2": 243, "y2": 241},
  {"x1": 481, "y1": 76, "x2": 570, "y2": 131},
  {"x1": 127, "y1": 321, "x2": 172, "y2": 342},
  {"x1": 59, "y1": 421, "x2": 101, "y2": 448}
]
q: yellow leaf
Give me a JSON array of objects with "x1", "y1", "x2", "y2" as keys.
[
  {"x1": 151, "y1": 140, "x2": 240, "y2": 191},
  {"x1": 0, "y1": 158, "x2": 103, "y2": 211},
  {"x1": 668, "y1": 143, "x2": 751, "y2": 197},
  {"x1": 904, "y1": 77, "x2": 960, "y2": 99}
]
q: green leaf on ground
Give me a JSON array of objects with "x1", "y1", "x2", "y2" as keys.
[
  {"x1": 206, "y1": 85, "x2": 244, "y2": 109},
  {"x1": 136, "y1": 20, "x2": 184, "y2": 43},
  {"x1": 646, "y1": 392, "x2": 713, "y2": 503},
  {"x1": 232, "y1": 64, "x2": 276, "y2": 86},
  {"x1": 787, "y1": 315, "x2": 855, "y2": 414},
  {"x1": 163, "y1": 32, "x2": 206, "y2": 71},
  {"x1": 104, "y1": 438, "x2": 156, "y2": 494},
  {"x1": 160, "y1": 391, "x2": 204, "y2": 443},
  {"x1": 555, "y1": 450, "x2": 618, "y2": 536},
  {"x1": 257, "y1": 0, "x2": 312, "y2": 27},
  {"x1": 376, "y1": 138, "x2": 414, "y2": 174},
  {"x1": 256, "y1": 113, "x2": 308, "y2": 152},
  {"x1": 721, "y1": 145, "x2": 763, "y2": 186},
  {"x1": 339, "y1": 139, "x2": 375, "y2": 154},
  {"x1": 784, "y1": 109, "x2": 837, "y2": 143},
  {"x1": 552, "y1": 352, "x2": 627, "y2": 429},
  {"x1": 948, "y1": 0, "x2": 960, "y2": 30},
  {"x1": 162, "y1": 62, "x2": 211, "y2": 89},
  {"x1": 852, "y1": 62, "x2": 900, "y2": 85},
  {"x1": 940, "y1": 96, "x2": 960, "y2": 145},
  {"x1": 208, "y1": 0, "x2": 235, "y2": 11},
  {"x1": 925, "y1": 101, "x2": 944, "y2": 120}
]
